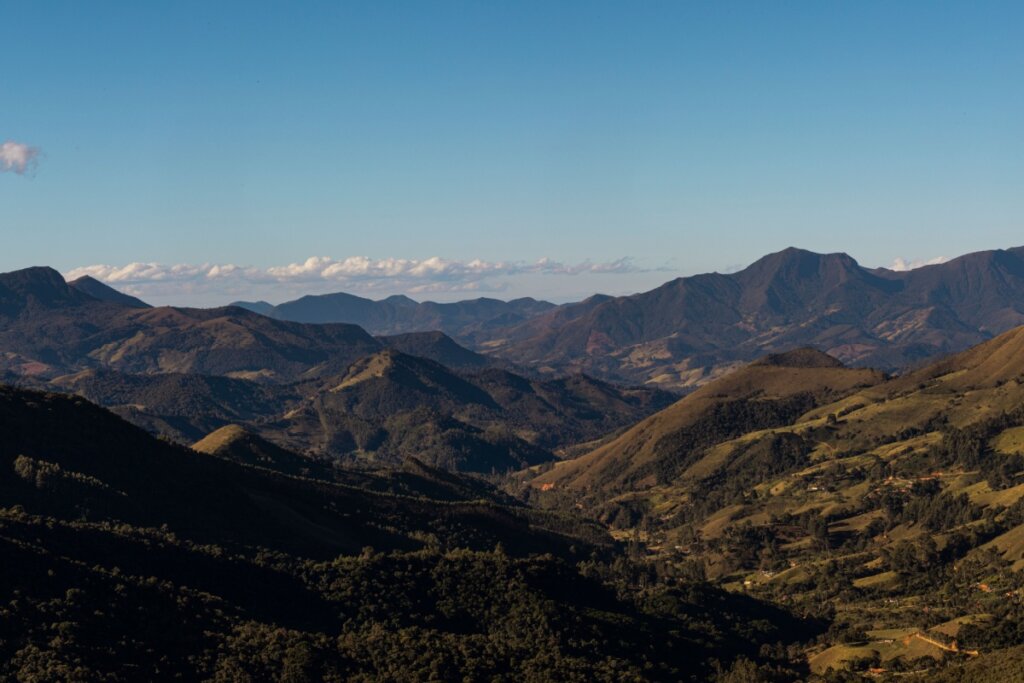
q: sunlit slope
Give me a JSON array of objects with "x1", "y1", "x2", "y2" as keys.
[
  {"x1": 533, "y1": 348, "x2": 884, "y2": 491},
  {"x1": 550, "y1": 325, "x2": 1024, "y2": 579}
]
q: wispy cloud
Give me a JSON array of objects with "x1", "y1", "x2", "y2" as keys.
[
  {"x1": 0, "y1": 140, "x2": 41, "y2": 175},
  {"x1": 66, "y1": 256, "x2": 652, "y2": 304},
  {"x1": 888, "y1": 256, "x2": 950, "y2": 272}
]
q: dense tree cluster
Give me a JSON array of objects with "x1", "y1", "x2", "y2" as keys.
[
  {"x1": 0, "y1": 508, "x2": 815, "y2": 682},
  {"x1": 0, "y1": 385, "x2": 816, "y2": 681},
  {"x1": 653, "y1": 394, "x2": 818, "y2": 485}
]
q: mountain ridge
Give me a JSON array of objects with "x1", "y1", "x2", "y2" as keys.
[
  {"x1": 68, "y1": 275, "x2": 151, "y2": 308},
  {"x1": 0, "y1": 267, "x2": 383, "y2": 382},
  {"x1": 13, "y1": 244, "x2": 1024, "y2": 392},
  {"x1": 481, "y1": 245, "x2": 1024, "y2": 389},
  {"x1": 232, "y1": 290, "x2": 556, "y2": 338},
  {"x1": 532, "y1": 349, "x2": 885, "y2": 492}
]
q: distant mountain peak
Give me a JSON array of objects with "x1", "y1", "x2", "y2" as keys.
[
  {"x1": 229, "y1": 300, "x2": 275, "y2": 316},
  {"x1": 1, "y1": 265, "x2": 71, "y2": 291},
  {"x1": 0, "y1": 266, "x2": 90, "y2": 314},
  {"x1": 379, "y1": 330, "x2": 491, "y2": 370},
  {"x1": 68, "y1": 275, "x2": 151, "y2": 308},
  {"x1": 737, "y1": 247, "x2": 863, "y2": 284},
  {"x1": 193, "y1": 424, "x2": 252, "y2": 454},
  {"x1": 753, "y1": 347, "x2": 846, "y2": 369},
  {"x1": 331, "y1": 350, "x2": 404, "y2": 390},
  {"x1": 0, "y1": 266, "x2": 149, "y2": 312},
  {"x1": 483, "y1": 245, "x2": 1024, "y2": 389},
  {"x1": 242, "y1": 287, "x2": 556, "y2": 336}
]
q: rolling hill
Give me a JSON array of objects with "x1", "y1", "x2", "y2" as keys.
[
  {"x1": 525, "y1": 328, "x2": 1024, "y2": 677},
  {"x1": 36, "y1": 344, "x2": 673, "y2": 473},
  {"x1": 47, "y1": 368, "x2": 297, "y2": 443},
  {"x1": 193, "y1": 424, "x2": 525, "y2": 503},
  {"x1": 532, "y1": 348, "x2": 885, "y2": 493},
  {"x1": 0, "y1": 383, "x2": 815, "y2": 681},
  {"x1": 257, "y1": 349, "x2": 675, "y2": 472},
  {"x1": 0, "y1": 385, "x2": 597, "y2": 559}
]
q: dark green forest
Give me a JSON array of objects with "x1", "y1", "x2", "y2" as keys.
[{"x1": 0, "y1": 387, "x2": 815, "y2": 681}]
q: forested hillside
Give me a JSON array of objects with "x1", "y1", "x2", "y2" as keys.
[{"x1": 0, "y1": 386, "x2": 816, "y2": 681}]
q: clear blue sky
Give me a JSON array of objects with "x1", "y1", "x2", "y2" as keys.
[{"x1": 2, "y1": 1, "x2": 1022, "y2": 305}]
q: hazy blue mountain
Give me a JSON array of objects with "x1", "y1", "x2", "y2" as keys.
[
  {"x1": 235, "y1": 290, "x2": 556, "y2": 338},
  {"x1": 68, "y1": 275, "x2": 151, "y2": 308}
]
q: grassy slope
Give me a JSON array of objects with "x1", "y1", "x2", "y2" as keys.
[
  {"x1": 525, "y1": 328, "x2": 1024, "y2": 678},
  {"x1": 533, "y1": 352, "x2": 884, "y2": 491}
]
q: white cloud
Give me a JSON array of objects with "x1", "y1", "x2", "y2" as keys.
[
  {"x1": 65, "y1": 255, "x2": 650, "y2": 305},
  {"x1": 888, "y1": 256, "x2": 950, "y2": 272},
  {"x1": 0, "y1": 140, "x2": 41, "y2": 175}
]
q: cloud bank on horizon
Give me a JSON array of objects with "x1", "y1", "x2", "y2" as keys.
[
  {"x1": 66, "y1": 253, "x2": 961, "y2": 307},
  {"x1": 66, "y1": 255, "x2": 650, "y2": 305},
  {"x1": 0, "y1": 141, "x2": 41, "y2": 175},
  {"x1": 888, "y1": 256, "x2": 950, "y2": 271}
]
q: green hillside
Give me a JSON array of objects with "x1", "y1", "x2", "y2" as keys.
[
  {"x1": 525, "y1": 330, "x2": 1024, "y2": 679},
  {"x1": 0, "y1": 385, "x2": 816, "y2": 681}
]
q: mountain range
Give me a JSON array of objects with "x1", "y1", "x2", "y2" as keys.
[
  {"x1": 4, "y1": 244, "x2": 1024, "y2": 470},
  {"x1": 0, "y1": 267, "x2": 381, "y2": 382},
  {"x1": 8, "y1": 244, "x2": 1024, "y2": 393},
  {"x1": 233, "y1": 290, "x2": 556, "y2": 339},
  {"x1": 6, "y1": 246, "x2": 1024, "y2": 678},
  {"x1": 218, "y1": 245, "x2": 1024, "y2": 391},
  {"x1": 42, "y1": 349, "x2": 672, "y2": 472},
  {"x1": 482, "y1": 246, "x2": 1024, "y2": 389},
  {"x1": 0, "y1": 267, "x2": 672, "y2": 473}
]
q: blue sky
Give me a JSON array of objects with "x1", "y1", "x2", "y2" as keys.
[{"x1": 2, "y1": 1, "x2": 1022, "y2": 305}]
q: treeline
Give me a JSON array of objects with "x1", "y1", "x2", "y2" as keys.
[
  {"x1": 0, "y1": 507, "x2": 817, "y2": 682},
  {"x1": 936, "y1": 405, "x2": 1024, "y2": 487},
  {"x1": 652, "y1": 394, "x2": 818, "y2": 485},
  {"x1": 679, "y1": 433, "x2": 813, "y2": 527}
]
